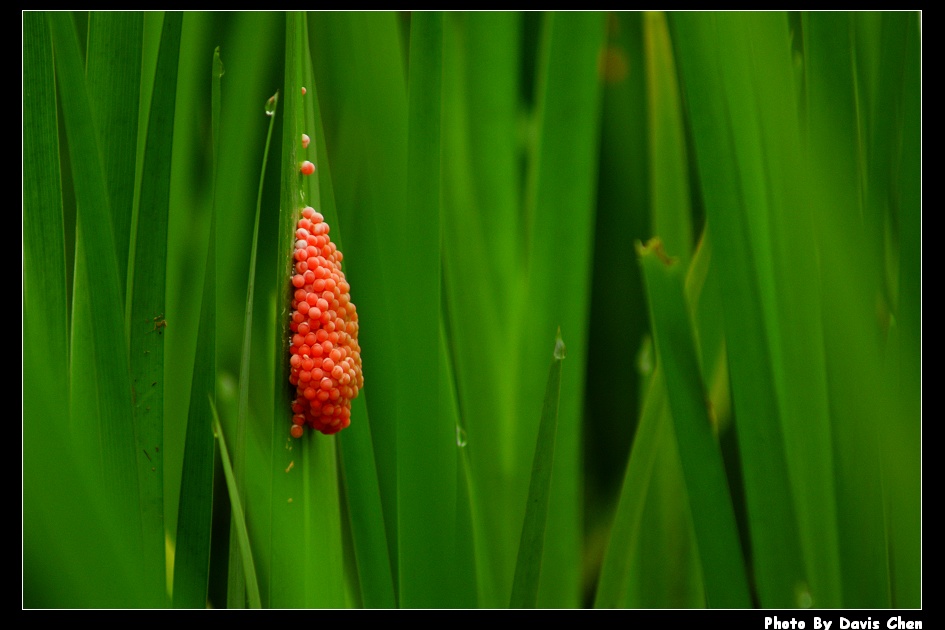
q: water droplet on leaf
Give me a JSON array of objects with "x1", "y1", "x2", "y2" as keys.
[
  {"x1": 636, "y1": 335, "x2": 653, "y2": 376},
  {"x1": 795, "y1": 582, "x2": 813, "y2": 608},
  {"x1": 265, "y1": 92, "x2": 279, "y2": 116},
  {"x1": 554, "y1": 328, "x2": 567, "y2": 360}
]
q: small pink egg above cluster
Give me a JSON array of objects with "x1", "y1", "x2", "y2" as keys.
[{"x1": 288, "y1": 207, "x2": 362, "y2": 437}]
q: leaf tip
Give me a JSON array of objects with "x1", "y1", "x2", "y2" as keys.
[{"x1": 636, "y1": 237, "x2": 677, "y2": 267}]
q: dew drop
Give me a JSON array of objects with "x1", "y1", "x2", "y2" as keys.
[
  {"x1": 636, "y1": 335, "x2": 653, "y2": 376},
  {"x1": 214, "y1": 48, "x2": 224, "y2": 78},
  {"x1": 554, "y1": 328, "x2": 567, "y2": 360},
  {"x1": 795, "y1": 582, "x2": 813, "y2": 608},
  {"x1": 265, "y1": 91, "x2": 279, "y2": 116},
  {"x1": 455, "y1": 425, "x2": 467, "y2": 448}
]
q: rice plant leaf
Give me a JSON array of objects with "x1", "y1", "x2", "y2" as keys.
[
  {"x1": 439, "y1": 317, "x2": 479, "y2": 608},
  {"x1": 299, "y1": 17, "x2": 346, "y2": 609},
  {"x1": 225, "y1": 80, "x2": 278, "y2": 611},
  {"x1": 803, "y1": 11, "x2": 893, "y2": 608},
  {"x1": 461, "y1": 12, "x2": 522, "y2": 285},
  {"x1": 337, "y1": 392, "x2": 396, "y2": 608},
  {"x1": 670, "y1": 11, "x2": 807, "y2": 607},
  {"x1": 510, "y1": 329, "x2": 565, "y2": 609},
  {"x1": 25, "y1": 320, "x2": 148, "y2": 607},
  {"x1": 170, "y1": 241, "x2": 215, "y2": 609},
  {"x1": 518, "y1": 11, "x2": 605, "y2": 607},
  {"x1": 172, "y1": 45, "x2": 224, "y2": 610},
  {"x1": 585, "y1": 12, "x2": 651, "y2": 531},
  {"x1": 439, "y1": 13, "x2": 521, "y2": 608},
  {"x1": 851, "y1": 12, "x2": 892, "y2": 299},
  {"x1": 49, "y1": 9, "x2": 142, "y2": 562},
  {"x1": 396, "y1": 11, "x2": 460, "y2": 609},
  {"x1": 268, "y1": 13, "x2": 345, "y2": 608},
  {"x1": 295, "y1": 16, "x2": 397, "y2": 609},
  {"x1": 126, "y1": 11, "x2": 182, "y2": 606},
  {"x1": 628, "y1": 407, "x2": 706, "y2": 608},
  {"x1": 165, "y1": 15, "x2": 284, "y2": 608},
  {"x1": 171, "y1": 234, "x2": 216, "y2": 608},
  {"x1": 593, "y1": 368, "x2": 667, "y2": 608},
  {"x1": 87, "y1": 11, "x2": 142, "y2": 297},
  {"x1": 269, "y1": 12, "x2": 305, "y2": 608},
  {"x1": 307, "y1": 13, "x2": 408, "y2": 570},
  {"x1": 886, "y1": 12, "x2": 920, "y2": 608},
  {"x1": 269, "y1": 12, "x2": 310, "y2": 608},
  {"x1": 597, "y1": 244, "x2": 708, "y2": 609},
  {"x1": 644, "y1": 11, "x2": 693, "y2": 266},
  {"x1": 24, "y1": 12, "x2": 68, "y2": 410},
  {"x1": 637, "y1": 239, "x2": 751, "y2": 608},
  {"x1": 212, "y1": 401, "x2": 262, "y2": 609},
  {"x1": 726, "y1": 12, "x2": 843, "y2": 607},
  {"x1": 596, "y1": 231, "x2": 723, "y2": 609},
  {"x1": 23, "y1": 13, "x2": 146, "y2": 608}
]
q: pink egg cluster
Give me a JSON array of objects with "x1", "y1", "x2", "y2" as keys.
[{"x1": 288, "y1": 206, "x2": 363, "y2": 437}]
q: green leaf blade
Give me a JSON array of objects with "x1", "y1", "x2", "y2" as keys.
[
  {"x1": 126, "y1": 11, "x2": 183, "y2": 606},
  {"x1": 303, "y1": 16, "x2": 396, "y2": 610},
  {"x1": 804, "y1": 11, "x2": 894, "y2": 608},
  {"x1": 24, "y1": 11, "x2": 68, "y2": 407},
  {"x1": 268, "y1": 13, "x2": 346, "y2": 609},
  {"x1": 670, "y1": 12, "x2": 807, "y2": 607},
  {"x1": 213, "y1": 404, "x2": 262, "y2": 609},
  {"x1": 645, "y1": 11, "x2": 693, "y2": 266},
  {"x1": 519, "y1": 11, "x2": 605, "y2": 608},
  {"x1": 87, "y1": 11, "x2": 142, "y2": 297},
  {"x1": 637, "y1": 239, "x2": 751, "y2": 608},
  {"x1": 510, "y1": 329, "x2": 565, "y2": 609},
  {"x1": 171, "y1": 44, "x2": 223, "y2": 610},
  {"x1": 49, "y1": 10, "x2": 143, "y2": 569},
  {"x1": 594, "y1": 369, "x2": 667, "y2": 608},
  {"x1": 397, "y1": 11, "x2": 458, "y2": 609}
]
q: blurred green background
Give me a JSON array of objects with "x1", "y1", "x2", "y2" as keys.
[{"x1": 23, "y1": 11, "x2": 920, "y2": 608}]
